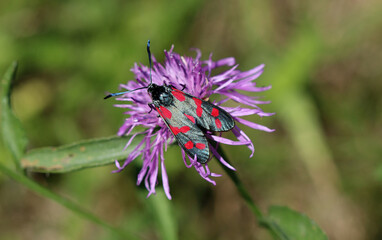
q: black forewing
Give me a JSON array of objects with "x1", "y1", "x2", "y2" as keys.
[
  {"x1": 154, "y1": 87, "x2": 235, "y2": 163},
  {"x1": 156, "y1": 103, "x2": 210, "y2": 163}
]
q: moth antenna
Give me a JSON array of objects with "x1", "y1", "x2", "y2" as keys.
[
  {"x1": 104, "y1": 40, "x2": 153, "y2": 100},
  {"x1": 104, "y1": 91, "x2": 130, "y2": 99},
  {"x1": 147, "y1": 40, "x2": 152, "y2": 85},
  {"x1": 104, "y1": 86, "x2": 147, "y2": 99}
]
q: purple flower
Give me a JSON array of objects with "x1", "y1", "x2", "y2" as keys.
[{"x1": 111, "y1": 45, "x2": 274, "y2": 199}]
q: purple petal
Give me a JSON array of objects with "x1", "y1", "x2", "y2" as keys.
[
  {"x1": 160, "y1": 148, "x2": 172, "y2": 200},
  {"x1": 257, "y1": 112, "x2": 275, "y2": 117},
  {"x1": 235, "y1": 117, "x2": 275, "y2": 132},
  {"x1": 211, "y1": 65, "x2": 239, "y2": 87},
  {"x1": 181, "y1": 148, "x2": 193, "y2": 168},
  {"x1": 115, "y1": 160, "x2": 121, "y2": 169},
  {"x1": 195, "y1": 163, "x2": 217, "y2": 185},
  {"x1": 226, "y1": 108, "x2": 262, "y2": 117},
  {"x1": 219, "y1": 91, "x2": 271, "y2": 107},
  {"x1": 210, "y1": 172, "x2": 222, "y2": 177},
  {"x1": 232, "y1": 126, "x2": 255, "y2": 157},
  {"x1": 207, "y1": 134, "x2": 251, "y2": 145},
  {"x1": 235, "y1": 64, "x2": 265, "y2": 79},
  {"x1": 232, "y1": 85, "x2": 271, "y2": 92},
  {"x1": 202, "y1": 57, "x2": 236, "y2": 72},
  {"x1": 148, "y1": 152, "x2": 159, "y2": 195},
  {"x1": 122, "y1": 129, "x2": 141, "y2": 150}
]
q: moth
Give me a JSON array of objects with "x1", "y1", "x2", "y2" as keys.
[{"x1": 105, "y1": 40, "x2": 235, "y2": 163}]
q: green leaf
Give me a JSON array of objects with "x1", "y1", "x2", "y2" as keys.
[
  {"x1": 21, "y1": 135, "x2": 143, "y2": 173},
  {"x1": 267, "y1": 206, "x2": 328, "y2": 240},
  {"x1": 147, "y1": 191, "x2": 178, "y2": 240},
  {"x1": 0, "y1": 163, "x2": 140, "y2": 239},
  {"x1": 1, "y1": 61, "x2": 28, "y2": 168}
]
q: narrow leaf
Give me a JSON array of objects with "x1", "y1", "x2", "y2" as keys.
[
  {"x1": 1, "y1": 61, "x2": 28, "y2": 169},
  {"x1": 21, "y1": 135, "x2": 143, "y2": 173},
  {"x1": 0, "y1": 163, "x2": 140, "y2": 240},
  {"x1": 146, "y1": 190, "x2": 178, "y2": 240},
  {"x1": 268, "y1": 206, "x2": 328, "y2": 240}
]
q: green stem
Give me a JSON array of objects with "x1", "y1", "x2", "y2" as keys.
[
  {"x1": 0, "y1": 163, "x2": 140, "y2": 240},
  {"x1": 216, "y1": 146, "x2": 289, "y2": 240},
  {"x1": 218, "y1": 155, "x2": 263, "y2": 219}
]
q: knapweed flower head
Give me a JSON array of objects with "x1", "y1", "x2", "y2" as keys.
[{"x1": 112, "y1": 45, "x2": 274, "y2": 199}]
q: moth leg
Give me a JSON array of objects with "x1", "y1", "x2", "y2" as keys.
[
  {"x1": 167, "y1": 84, "x2": 185, "y2": 91},
  {"x1": 147, "y1": 103, "x2": 160, "y2": 117},
  {"x1": 147, "y1": 103, "x2": 155, "y2": 114}
]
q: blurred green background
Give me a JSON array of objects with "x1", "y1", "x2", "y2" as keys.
[{"x1": 1, "y1": 0, "x2": 381, "y2": 239}]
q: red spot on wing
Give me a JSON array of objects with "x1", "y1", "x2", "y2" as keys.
[
  {"x1": 179, "y1": 126, "x2": 190, "y2": 133},
  {"x1": 195, "y1": 143, "x2": 206, "y2": 149},
  {"x1": 169, "y1": 125, "x2": 179, "y2": 135},
  {"x1": 185, "y1": 141, "x2": 194, "y2": 149},
  {"x1": 169, "y1": 125, "x2": 190, "y2": 135},
  {"x1": 211, "y1": 108, "x2": 219, "y2": 117},
  {"x1": 184, "y1": 114, "x2": 195, "y2": 123},
  {"x1": 193, "y1": 98, "x2": 203, "y2": 117},
  {"x1": 172, "y1": 90, "x2": 186, "y2": 101},
  {"x1": 160, "y1": 106, "x2": 172, "y2": 119},
  {"x1": 156, "y1": 107, "x2": 164, "y2": 118},
  {"x1": 215, "y1": 119, "x2": 222, "y2": 129}
]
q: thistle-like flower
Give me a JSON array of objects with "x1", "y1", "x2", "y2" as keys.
[{"x1": 108, "y1": 44, "x2": 274, "y2": 199}]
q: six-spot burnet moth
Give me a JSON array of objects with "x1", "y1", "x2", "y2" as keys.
[{"x1": 104, "y1": 40, "x2": 235, "y2": 163}]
